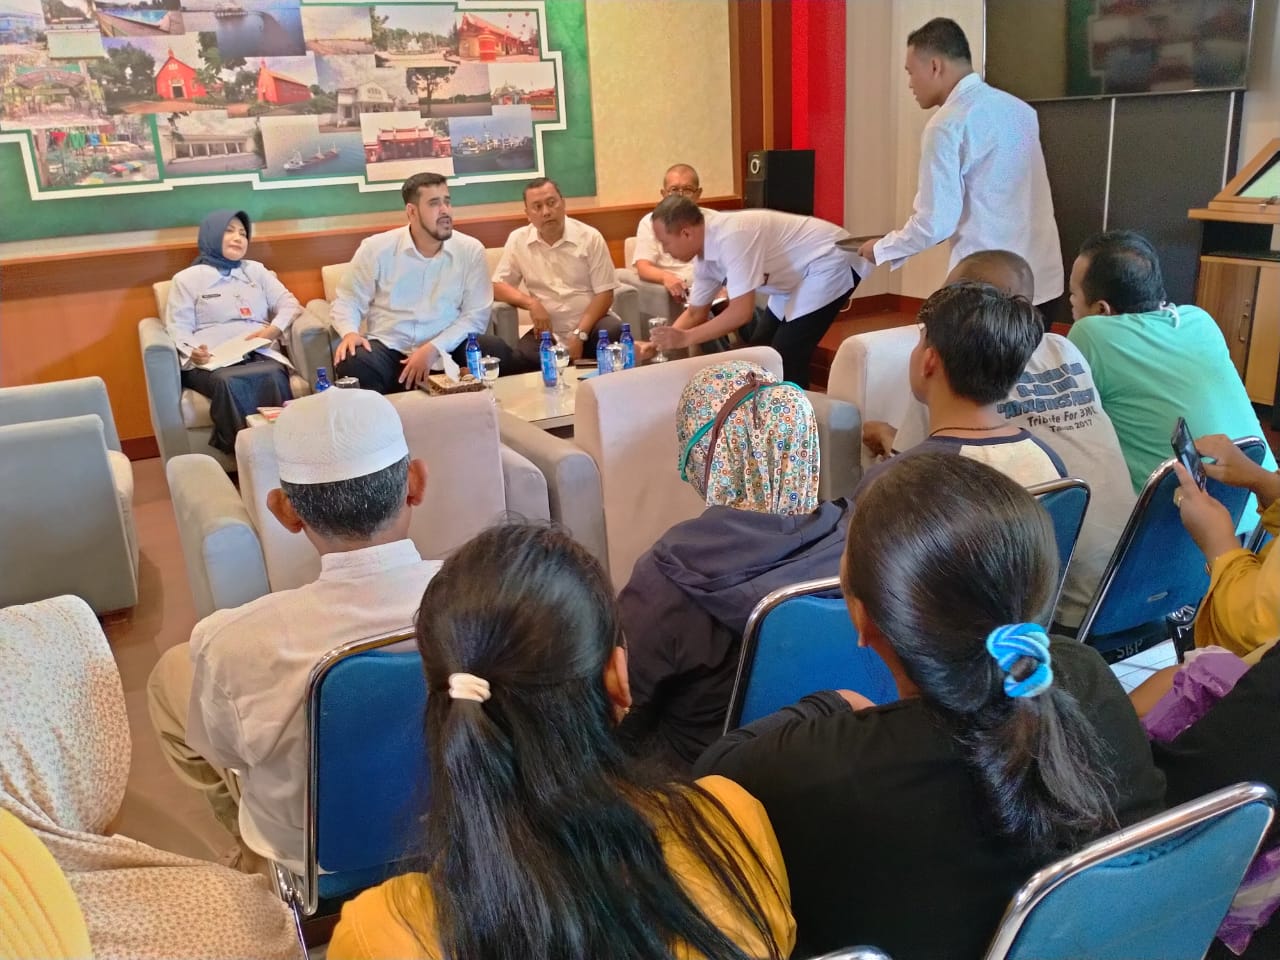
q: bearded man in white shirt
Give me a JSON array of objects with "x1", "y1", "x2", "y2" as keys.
[
  {"x1": 857, "y1": 18, "x2": 1064, "y2": 306},
  {"x1": 493, "y1": 177, "x2": 621, "y2": 365},
  {"x1": 146, "y1": 389, "x2": 442, "y2": 871},
  {"x1": 330, "y1": 171, "x2": 527, "y2": 392}
]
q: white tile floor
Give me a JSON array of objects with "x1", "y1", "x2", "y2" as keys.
[{"x1": 1109, "y1": 639, "x2": 1179, "y2": 693}]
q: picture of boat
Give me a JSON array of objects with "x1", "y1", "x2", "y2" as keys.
[{"x1": 282, "y1": 144, "x2": 340, "y2": 173}]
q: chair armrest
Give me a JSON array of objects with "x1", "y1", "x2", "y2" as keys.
[
  {"x1": 615, "y1": 269, "x2": 678, "y2": 333},
  {"x1": 166, "y1": 453, "x2": 269, "y2": 619},
  {"x1": 138, "y1": 317, "x2": 189, "y2": 464},
  {"x1": 288, "y1": 306, "x2": 334, "y2": 390},
  {"x1": 490, "y1": 303, "x2": 519, "y2": 348},
  {"x1": 497, "y1": 411, "x2": 608, "y2": 572},
  {"x1": 807, "y1": 392, "x2": 863, "y2": 501},
  {"x1": 500, "y1": 443, "x2": 550, "y2": 522},
  {"x1": 612, "y1": 281, "x2": 640, "y2": 332},
  {"x1": 0, "y1": 416, "x2": 136, "y2": 612}
]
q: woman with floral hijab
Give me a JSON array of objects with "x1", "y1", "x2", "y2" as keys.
[
  {"x1": 617, "y1": 360, "x2": 850, "y2": 770},
  {"x1": 0, "y1": 595, "x2": 300, "y2": 960}
]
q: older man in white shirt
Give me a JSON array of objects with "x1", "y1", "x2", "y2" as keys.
[
  {"x1": 146, "y1": 389, "x2": 441, "y2": 871},
  {"x1": 331, "y1": 171, "x2": 526, "y2": 392},
  {"x1": 857, "y1": 18, "x2": 1063, "y2": 305},
  {"x1": 632, "y1": 163, "x2": 708, "y2": 302},
  {"x1": 650, "y1": 198, "x2": 870, "y2": 387},
  {"x1": 493, "y1": 177, "x2": 620, "y2": 365}
]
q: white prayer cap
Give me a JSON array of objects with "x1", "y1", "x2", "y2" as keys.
[{"x1": 273, "y1": 389, "x2": 409, "y2": 485}]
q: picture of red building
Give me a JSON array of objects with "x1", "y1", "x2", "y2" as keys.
[
  {"x1": 155, "y1": 50, "x2": 207, "y2": 100},
  {"x1": 457, "y1": 12, "x2": 526, "y2": 61},
  {"x1": 364, "y1": 126, "x2": 451, "y2": 163},
  {"x1": 256, "y1": 61, "x2": 310, "y2": 104}
]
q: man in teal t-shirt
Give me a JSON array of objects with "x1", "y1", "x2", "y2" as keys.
[{"x1": 1067, "y1": 230, "x2": 1275, "y2": 502}]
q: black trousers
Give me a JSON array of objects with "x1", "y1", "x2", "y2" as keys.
[
  {"x1": 333, "y1": 336, "x2": 531, "y2": 393},
  {"x1": 514, "y1": 313, "x2": 623, "y2": 369},
  {"x1": 747, "y1": 270, "x2": 860, "y2": 388},
  {"x1": 182, "y1": 354, "x2": 292, "y2": 454}
]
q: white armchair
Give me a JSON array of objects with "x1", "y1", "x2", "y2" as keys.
[
  {"x1": 616, "y1": 236, "x2": 680, "y2": 334},
  {"x1": 138, "y1": 281, "x2": 331, "y2": 468},
  {"x1": 0, "y1": 377, "x2": 138, "y2": 612},
  {"x1": 825, "y1": 327, "x2": 920, "y2": 470},
  {"x1": 571, "y1": 347, "x2": 863, "y2": 588},
  {"x1": 168, "y1": 390, "x2": 550, "y2": 619}
]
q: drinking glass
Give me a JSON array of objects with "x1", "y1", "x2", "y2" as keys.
[
  {"x1": 648, "y1": 317, "x2": 670, "y2": 363},
  {"x1": 551, "y1": 339, "x2": 570, "y2": 389},
  {"x1": 481, "y1": 355, "x2": 500, "y2": 402}
]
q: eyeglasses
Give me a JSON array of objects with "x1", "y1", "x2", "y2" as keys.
[{"x1": 665, "y1": 185, "x2": 700, "y2": 197}]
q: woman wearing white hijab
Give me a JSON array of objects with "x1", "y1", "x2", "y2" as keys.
[{"x1": 0, "y1": 595, "x2": 300, "y2": 960}]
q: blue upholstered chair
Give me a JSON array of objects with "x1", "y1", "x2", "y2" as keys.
[
  {"x1": 982, "y1": 782, "x2": 1275, "y2": 960},
  {"x1": 272, "y1": 631, "x2": 428, "y2": 920},
  {"x1": 1027, "y1": 477, "x2": 1091, "y2": 617},
  {"x1": 1076, "y1": 437, "x2": 1267, "y2": 654},
  {"x1": 723, "y1": 481, "x2": 1095, "y2": 733},
  {"x1": 723, "y1": 576, "x2": 897, "y2": 733}
]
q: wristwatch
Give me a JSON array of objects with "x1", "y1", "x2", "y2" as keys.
[{"x1": 576, "y1": 329, "x2": 590, "y2": 342}]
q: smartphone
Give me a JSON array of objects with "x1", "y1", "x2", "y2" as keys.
[{"x1": 1171, "y1": 417, "x2": 1207, "y2": 490}]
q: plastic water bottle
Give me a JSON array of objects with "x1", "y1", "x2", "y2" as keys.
[
  {"x1": 596, "y1": 330, "x2": 613, "y2": 374},
  {"x1": 619, "y1": 323, "x2": 636, "y2": 369},
  {"x1": 465, "y1": 333, "x2": 483, "y2": 380},
  {"x1": 539, "y1": 331, "x2": 558, "y2": 387},
  {"x1": 314, "y1": 366, "x2": 331, "y2": 392}
]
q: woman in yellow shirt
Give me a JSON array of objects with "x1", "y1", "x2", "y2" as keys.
[
  {"x1": 1172, "y1": 433, "x2": 1280, "y2": 655},
  {"x1": 329, "y1": 523, "x2": 794, "y2": 960}
]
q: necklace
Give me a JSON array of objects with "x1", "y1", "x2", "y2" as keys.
[{"x1": 928, "y1": 424, "x2": 1005, "y2": 437}]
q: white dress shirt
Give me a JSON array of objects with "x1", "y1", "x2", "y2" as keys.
[
  {"x1": 166, "y1": 260, "x2": 300, "y2": 369},
  {"x1": 184, "y1": 538, "x2": 442, "y2": 870},
  {"x1": 330, "y1": 226, "x2": 493, "y2": 357},
  {"x1": 689, "y1": 209, "x2": 868, "y2": 321},
  {"x1": 492, "y1": 217, "x2": 618, "y2": 339},
  {"x1": 873, "y1": 73, "x2": 1064, "y2": 303},
  {"x1": 632, "y1": 210, "x2": 706, "y2": 285}
]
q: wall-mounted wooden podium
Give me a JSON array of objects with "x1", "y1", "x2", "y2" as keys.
[{"x1": 1190, "y1": 137, "x2": 1280, "y2": 424}]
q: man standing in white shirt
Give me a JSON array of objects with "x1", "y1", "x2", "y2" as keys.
[
  {"x1": 632, "y1": 163, "x2": 706, "y2": 303},
  {"x1": 650, "y1": 197, "x2": 869, "y2": 388},
  {"x1": 146, "y1": 389, "x2": 441, "y2": 871},
  {"x1": 331, "y1": 172, "x2": 525, "y2": 392},
  {"x1": 492, "y1": 177, "x2": 620, "y2": 365},
  {"x1": 857, "y1": 18, "x2": 1063, "y2": 306}
]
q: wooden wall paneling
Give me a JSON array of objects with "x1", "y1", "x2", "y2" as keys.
[{"x1": 2, "y1": 197, "x2": 744, "y2": 447}]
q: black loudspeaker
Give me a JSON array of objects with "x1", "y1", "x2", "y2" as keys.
[{"x1": 744, "y1": 149, "x2": 815, "y2": 216}]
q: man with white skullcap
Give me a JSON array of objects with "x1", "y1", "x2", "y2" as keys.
[{"x1": 146, "y1": 389, "x2": 441, "y2": 871}]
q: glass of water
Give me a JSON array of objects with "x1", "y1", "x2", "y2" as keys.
[
  {"x1": 480, "y1": 355, "x2": 500, "y2": 400},
  {"x1": 551, "y1": 339, "x2": 570, "y2": 389},
  {"x1": 648, "y1": 317, "x2": 670, "y2": 363}
]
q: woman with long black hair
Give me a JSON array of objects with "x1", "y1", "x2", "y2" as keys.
[
  {"x1": 329, "y1": 523, "x2": 794, "y2": 960},
  {"x1": 698, "y1": 452, "x2": 1166, "y2": 958}
]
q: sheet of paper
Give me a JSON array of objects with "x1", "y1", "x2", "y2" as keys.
[
  {"x1": 440, "y1": 350, "x2": 462, "y2": 382},
  {"x1": 193, "y1": 336, "x2": 273, "y2": 371}
]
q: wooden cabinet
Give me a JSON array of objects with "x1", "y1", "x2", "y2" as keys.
[{"x1": 1197, "y1": 256, "x2": 1262, "y2": 380}]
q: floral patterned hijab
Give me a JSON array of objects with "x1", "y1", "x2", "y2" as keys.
[
  {"x1": 677, "y1": 360, "x2": 820, "y2": 516},
  {"x1": 0, "y1": 596, "x2": 300, "y2": 960}
]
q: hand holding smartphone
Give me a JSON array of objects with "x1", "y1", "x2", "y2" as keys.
[{"x1": 1171, "y1": 417, "x2": 1207, "y2": 490}]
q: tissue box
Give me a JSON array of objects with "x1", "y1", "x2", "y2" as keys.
[{"x1": 424, "y1": 373, "x2": 486, "y2": 395}]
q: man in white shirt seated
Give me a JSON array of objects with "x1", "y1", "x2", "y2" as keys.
[
  {"x1": 632, "y1": 163, "x2": 706, "y2": 303},
  {"x1": 649, "y1": 196, "x2": 870, "y2": 388},
  {"x1": 492, "y1": 177, "x2": 620, "y2": 366},
  {"x1": 331, "y1": 171, "x2": 527, "y2": 392},
  {"x1": 146, "y1": 389, "x2": 442, "y2": 871},
  {"x1": 863, "y1": 250, "x2": 1134, "y2": 629},
  {"x1": 856, "y1": 17, "x2": 1063, "y2": 308},
  {"x1": 857, "y1": 280, "x2": 1066, "y2": 495}
]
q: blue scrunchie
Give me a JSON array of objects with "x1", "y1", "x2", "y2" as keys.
[{"x1": 985, "y1": 623, "x2": 1054, "y2": 698}]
